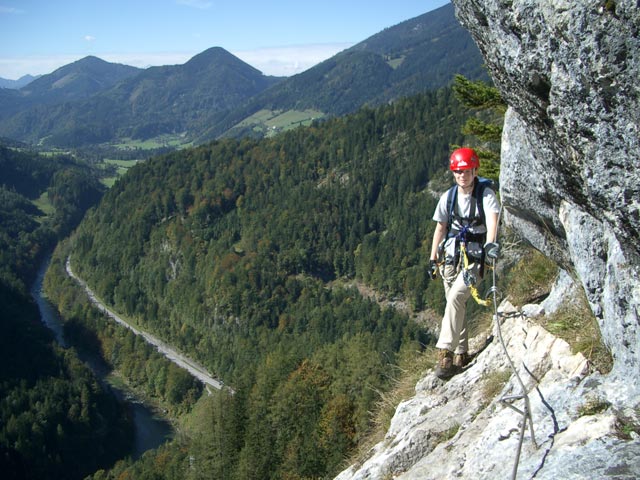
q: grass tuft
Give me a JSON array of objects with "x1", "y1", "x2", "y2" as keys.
[
  {"x1": 436, "y1": 423, "x2": 461, "y2": 446},
  {"x1": 502, "y1": 244, "x2": 558, "y2": 306},
  {"x1": 346, "y1": 346, "x2": 438, "y2": 470},
  {"x1": 577, "y1": 396, "x2": 611, "y2": 417},
  {"x1": 492, "y1": 234, "x2": 612, "y2": 374},
  {"x1": 615, "y1": 412, "x2": 640, "y2": 440},
  {"x1": 540, "y1": 291, "x2": 613, "y2": 374},
  {"x1": 481, "y1": 369, "x2": 512, "y2": 404}
]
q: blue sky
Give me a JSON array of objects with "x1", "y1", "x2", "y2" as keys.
[{"x1": 0, "y1": 0, "x2": 450, "y2": 80}]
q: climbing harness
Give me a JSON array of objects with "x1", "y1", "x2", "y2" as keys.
[
  {"x1": 485, "y1": 206, "x2": 537, "y2": 480},
  {"x1": 445, "y1": 177, "x2": 496, "y2": 283},
  {"x1": 459, "y1": 241, "x2": 490, "y2": 307},
  {"x1": 447, "y1": 220, "x2": 490, "y2": 307}
]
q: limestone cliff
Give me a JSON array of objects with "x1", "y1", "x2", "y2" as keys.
[{"x1": 336, "y1": 1, "x2": 639, "y2": 478}]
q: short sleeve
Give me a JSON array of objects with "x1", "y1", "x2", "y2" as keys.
[
  {"x1": 482, "y1": 188, "x2": 500, "y2": 215},
  {"x1": 432, "y1": 191, "x2": 450, "y2": 223}
]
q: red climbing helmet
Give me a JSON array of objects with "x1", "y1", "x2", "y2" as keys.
[{"x1": 449, "y1": 147, "x2": 480, "y2": 171}]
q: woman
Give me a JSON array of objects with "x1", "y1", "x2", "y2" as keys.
[{"x1": 428, "y1": 147, "x2": 500, "y2": 379}]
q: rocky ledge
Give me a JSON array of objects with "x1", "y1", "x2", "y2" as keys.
[
  {"x1": 337, "y1": 2, "x2": 639, "y2": 477},
  {"x1": 337, "y1": 291, "x2": 639, "y2": 479}
]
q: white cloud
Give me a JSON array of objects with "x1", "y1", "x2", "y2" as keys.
[
  {"x1": 101, "y1": 45, "x2": 351, "y2": 76},
  {"x1": 0, "y1": 43, "x2": 353, "y2": 80},
  {"x1": 101, "y1": 52, "x2": 194, "y2": 69},
  {"x1": 0, "y1": 52, "x2": 194, "y2": 80},
  {"x1": 0, "y1": 55, "x2": 81, "y2": 80},
  {"x1": 0, "y1": 6, "x2": 25, "y2": 14},
  {"x1": 84, "y1": 35, "x2": 96, "y2": 42},
  {"x1": 232, "y1": 43, "x2": 353, "y2": 76},
  {"x1": 176, "y1": 0, "x2": 213, "y2": 9}
]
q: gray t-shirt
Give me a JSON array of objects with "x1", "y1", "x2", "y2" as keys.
[{"x1": 433, "y1": 185, "x2": 500, "y2": 259}]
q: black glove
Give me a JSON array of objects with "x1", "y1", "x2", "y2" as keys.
[
  {"x1": 428, "y1": 259, "x2": 438, "y2": 279},
  {"x1": 485, "y1": 242, "x2": 500, "y2": 260}
]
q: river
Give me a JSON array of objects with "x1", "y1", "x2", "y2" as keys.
[{"x1": 31, "y1": 256, "x2": 173, "y2": 460}]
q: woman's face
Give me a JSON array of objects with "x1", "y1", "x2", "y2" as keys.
[{"x1": 452, "y1": 168, "x2": 476, "y2": 190}]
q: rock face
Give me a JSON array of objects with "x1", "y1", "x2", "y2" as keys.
[
  {"x1": 455, "y1": 0, "x2": 640, "y2": 381},
  {"x1": 335, "y1": 1, "x2": 640, "y2": 478},
  {"x1": 336, "y1": 303, "x2": 640, "y2": 480}
]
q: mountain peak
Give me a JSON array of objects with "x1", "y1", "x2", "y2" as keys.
[
  {"x1": 55, "y1": 55, "x2": 140, "y2": 78},
  {"x1": 0, "y1": 74, "x2": 39, "y2": 89},
  {"x1": 20, "y1": 56, "x2": 141, "y2": 101},
  {"x1": 184, "y1": 47, "x2": 262, "y2": 75}
]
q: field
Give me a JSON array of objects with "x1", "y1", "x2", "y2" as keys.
[
  {"x1": 233, "y1": 109, "x2": 325, "y2": 137},
  {"x1": 101, "y1": 159, "x2": 141, "y2": 187},
  {"x1": 112, "y1": 134, "x2": 193, "y2": 150},
  {"x1": 32, "y1": 191, "x2": 56, "y2": 222},
  {"x1": 100, "y1": 134, "x2": 192, "y2": 186}
]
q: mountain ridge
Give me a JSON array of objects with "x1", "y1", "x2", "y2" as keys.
[
  {"x1": 0, "y1": 4, "x2": 485, "y2": 147},
  {"x1": 0, "y1": 48, "x2": 282, "y2": 145},
  {"x1": 19, "y1": 56, "x2": 142, "y2": 101},
  {"x1": 209, "y1": 4, "x2": 487, "y2": 140},
  {"x1": 0, "y1": 73, "x2": 40, "y2": 89}
]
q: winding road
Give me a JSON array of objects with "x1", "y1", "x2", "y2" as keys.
[{"x1": 66, "y1": 257, "x2": 225, "y2": 393}]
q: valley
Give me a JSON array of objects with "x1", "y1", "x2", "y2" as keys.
[
  {"x1": 2, "y1": 0, "x2": 635, "y2": 478},
  {"x1": 0, "y1": 4, "x2": 490, "y2": 479},
  {"x1": 65, "y1": 256, "x2": 225, "y2": 392},
  {"x1": 31, "y1": 257, "x2": 174, "y2": 461}
]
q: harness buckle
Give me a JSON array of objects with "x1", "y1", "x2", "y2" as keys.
[{"x1": 463, "y1": 268, "x2": 477, "y2": 286}]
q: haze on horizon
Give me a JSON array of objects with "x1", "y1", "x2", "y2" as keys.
[{"x1": 0, "y1": 0, "x2": 450, "y2": 80}]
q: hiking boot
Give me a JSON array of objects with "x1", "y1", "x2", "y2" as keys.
[
  {"x1": 435, "y1": 349, "x2": 455, "y2": 379},
  {"x1": 453, "y1": 352, "x2": 469, "y2": 369}
]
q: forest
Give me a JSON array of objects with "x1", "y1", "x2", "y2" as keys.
[
  {"x1": 0, "y1": 146, "x2": 134, "y2": 479},
  {"x1": 0, "y1": 70, "x2": 506, "y2": 478},
  {"x1": 41, "y1": 87, "x2": 480, "y2": 479}
]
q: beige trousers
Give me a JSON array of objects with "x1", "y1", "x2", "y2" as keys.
[{"x1": 435, "y1": 262, "x2": 480, "y2": 354}]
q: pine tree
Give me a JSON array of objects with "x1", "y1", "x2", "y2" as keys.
[{"x1": 452, "y1": 74, "x2": 506, "y2": 181}]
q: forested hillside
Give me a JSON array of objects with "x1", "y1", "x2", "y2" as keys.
[
  {"x1": 17, "y1": 56, "x2": 140, "y2": 104},
  {"x1": 0, "y1": 146, "x2": 104, "y2": 277},
  {"x1": 0, "y1": 146, "x2": 133, "y2": 479},
  {"x1": 59, "y1": 88, "x2": 467, "y2": 478},
  {"x1": 203, "y1": 3, "x2": 487, "y2": 140},
  {"x1": 0, "y1": 49, "x2": 281, "y2": 147},
  {"x1": 0, "y1": 57, "x2": 140, "y2": 123}
]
